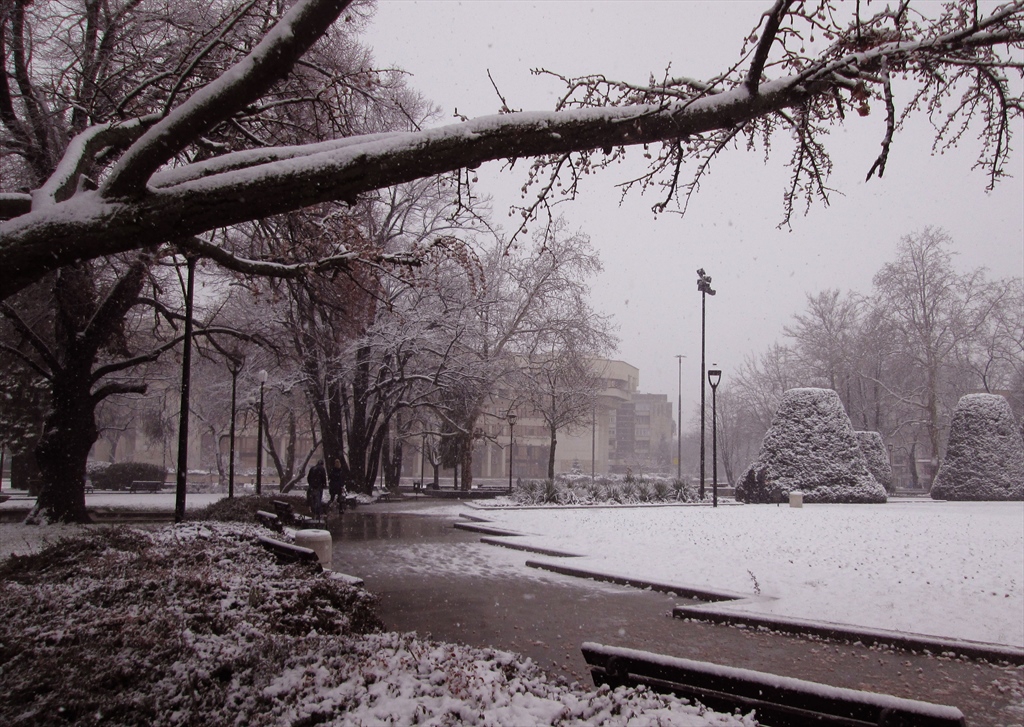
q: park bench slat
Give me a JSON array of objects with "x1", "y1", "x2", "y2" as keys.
[
  {"x1": 256, "y1": 535, "x2": 321, "y2": 568},
  {"x1": 581, "y1": 643, "x2": 965, "y2": 727}
]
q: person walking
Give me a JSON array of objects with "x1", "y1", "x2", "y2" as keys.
[
  {"x1": 306, "y1": 460, "x2": 326, "y2": 520},
  {"x1": 328, "y1": 457, "x2": 346, "y2": 514}
]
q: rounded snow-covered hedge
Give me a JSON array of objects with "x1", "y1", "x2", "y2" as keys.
[
  {"x1": 931, "y1": 394, "x2": 1024, "y2": 501},
  {"x1": 856, "y1": 431, "x2": 894, "y2": 493},
  {"x1": 737, "y1": 388, "x2": 887, "y2": 504}
]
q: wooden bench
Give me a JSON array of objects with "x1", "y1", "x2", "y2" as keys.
[
  {"x1": 130, "y1": 480, "x2": 165, "y2": 493},
  {"x1": 255, "y1": 509, "x2": 283, "y2": 532},
  {"x1": 581, "y1": 642, "x2": 965, "y2": 727},
  {"x1": 256, "y1": 535, "x2": 321, "y2": 568},
  {"x1": 271, "y1": 499, "x2": 315, "y2": 528}
]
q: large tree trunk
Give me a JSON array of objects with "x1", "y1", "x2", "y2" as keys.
[
  {"x1": 30, "y1": 368, "x2": 97, "y2": 523},
  {"x1": 460, "y1": 444, "x2": 473, "y2": 491},
  {"x1": 547, "y1": 424, "x2": 558, "y2": 481}
]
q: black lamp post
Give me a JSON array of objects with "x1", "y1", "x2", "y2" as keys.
[
  {"x1": 697, "y1": 268, "x2": 716, "y2": 502},
  {"x1": 420, "y1": 430, "x2": 427, "y2": 493},
  {"x1": 675, "y1": 354, "x2": 685, "y2": 481},
  {"x1": 255, "y1": 369, "x2": 267, "y2": 496},
  {"x1": 227, "y1": 357, "x2": 242, "y2": 499},
  {"x1": 174, "y1": 254, "x2": 197, "y2": 524},
  {"x1": 708, "y1": 368, "x2": 722, "y2": 508},
  {"x1": 507, "y1": 409, "x2": 518, "y2": 494}
]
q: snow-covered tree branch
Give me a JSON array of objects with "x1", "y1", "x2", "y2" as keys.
[{"x1": 1, "y1": 0, "x2": 1021, "y2": 300}]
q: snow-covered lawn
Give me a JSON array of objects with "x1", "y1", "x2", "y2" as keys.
[{"x1": 476, "y1": 500, "x2": 1024, "y2": 648}]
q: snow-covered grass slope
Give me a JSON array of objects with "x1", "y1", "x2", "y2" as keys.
[{"x1": 482, "y1": 500, "x2": 1024, "y2": 648}]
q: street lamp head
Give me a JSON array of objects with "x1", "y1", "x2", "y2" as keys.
[
  {"x1": 258, "y1": 369, "x2": 268, "y2": 384},
  {"x1": 507, "y1": 409, "x2": 518, "y2": 427},
  {"x1": 707, "y1": 369, "x2": 722, "y2": 389}
]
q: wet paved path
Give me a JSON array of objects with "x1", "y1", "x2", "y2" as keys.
[{"x1": 331, "y1": 503, "x2": 1023, "y2": 725}]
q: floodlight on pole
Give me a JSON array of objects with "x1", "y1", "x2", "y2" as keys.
[{"x1": 697, "y1": 268, "x2": 716, "y2": 503}]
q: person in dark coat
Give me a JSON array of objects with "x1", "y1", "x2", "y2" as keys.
[
  {"x1": 328, "y1": 458, "x2": 346, "y2": 514},
  {"x1": 306, "y1": 460, "x2": 326, "y2": 519}
]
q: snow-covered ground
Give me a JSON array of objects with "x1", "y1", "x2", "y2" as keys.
[
  {"x1": 4, "y1": 494, "x2": 1022, "y2": 649},
  {"x1": 472, "y1": 500, "x2": 1024, "y2": 649}
]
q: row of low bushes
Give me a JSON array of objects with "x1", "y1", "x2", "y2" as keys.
[
  {"x1": 511, "y1": 473, "x2": 700, "y2": 506},
  {"x1": 87, "y1": 461, "x2": 166, "y2": 490}
]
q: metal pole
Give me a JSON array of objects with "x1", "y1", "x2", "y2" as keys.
[
  {"x1": 174, "y1": 255, "x2": 196, "y2": 524},
  {"x1": 700, "y1": 287, "x2": 706, "y2": 501},
  {"x1": 697, "y1": 269, "x2": 715, "y2": 502},
  {"x1": 420, "y1": 431, "x2": 426, "y2": 489},
  {"x1": 255, "y1": 377, "x2": 265, "y2": 496},
  {"x1": 228, "y1": 364, "x2": 238, "y2": 499},
  {"x1": 676, "y1": 354, "x2": 684, "y2": 481},
  {"x1": 712, "y1": 383, "x2": 718, "y2": 508},
  {"x1": 508, "y1": 421, "x2": 514, "y2": 494},
  {"x1": 591, "y1": 407, "x2": 596, "y2": 484}
]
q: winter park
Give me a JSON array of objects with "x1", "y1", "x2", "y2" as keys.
[{"x1": 1, "y1": 0, "x2": 1024, "y2": 725}]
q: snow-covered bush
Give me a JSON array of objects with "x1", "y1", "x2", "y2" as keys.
[
  {"x1": 511, "y1": 474, "x2": 700, "y2": 506},
  {"x1": 931, "y1": 394, "x2": 1024, "y2": 501},
  {"x1": 0, "y1": 524, "x2": 753, "y2": 726},
  {"x1": 90, "y1": 461, "x2": 166, "y2": 490},
  {"x1": 855, "y1": 431, "x2": 894, "y2": 493},
  {"x1": 737, "y1": 388, "x2": 887, "y2": 504}
]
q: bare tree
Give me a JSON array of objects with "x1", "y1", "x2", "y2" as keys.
[
  {"x1": 521, "y1": 350, "x2": 604, "y2": 481},
  {"x1": 2, "y1": 0, "x2": 1022, "y2": 299},
  {"x1": 871, "y1": 228, "x2": 996, "y2": 464}
]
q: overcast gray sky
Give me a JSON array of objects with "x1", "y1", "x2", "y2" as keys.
[{"x1": 363, "y1": 1, "x2": 1024, "y2": 420}]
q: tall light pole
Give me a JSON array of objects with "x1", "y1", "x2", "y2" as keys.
[
  {"x1": 708, "y1": 368, "x2": 722, "y2": 508},
  {"x1": 174, "y1": 254, "x2": 196, "y2": 524},
  {"x1": 227, "y1": 357, "x2": 242, "y2": 499},
  {"x1": 255, "y1": 369, "x2": 267, "y2": 496},
  {"x1": 697, "y1": 268, "x2": 716, "y2": 502},
  {"x1": 507, "y1": 408, "x2": 518, "y2": 494},
  {"x1": 675, "y1": 354, "x2": 685, "y2": 481}
]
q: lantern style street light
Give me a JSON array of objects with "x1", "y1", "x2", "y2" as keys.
[
  {"x1": 708, "y1": 368, "x2": 722, "y2": 508},
  {"x1": 697, "y1": 268, "x2": 716, "y2": 502},
  {"x1": 255, "y1": 369, "x2": 267, "y2": 496},
  {"x1": 507, "y1": 409, "x2": 518, "y2": 494}
]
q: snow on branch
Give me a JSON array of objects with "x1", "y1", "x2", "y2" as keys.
[
  {"x1": 0, "y1": 0, "x2": 1022, "y2": 301},
  {"x1": 101, "y1": 0, "x2": 355, "y2": 199}
]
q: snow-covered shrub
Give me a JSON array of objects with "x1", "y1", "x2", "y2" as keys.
[
  {"x1": 855, "y1": 431, "x2": 894, "y2": 493},
  {"x1": 931, "y1": 394, "x2": 1024, "y2": 501},
  {"x1": 737, "y1": 388, "x2": 887, "y2": 504},
  {"x1": 510, "y1": 474, "x2": 700, "y2": 506},
  {"x1": 90, "y1": 461, "x2": 166, "y2": 490}
]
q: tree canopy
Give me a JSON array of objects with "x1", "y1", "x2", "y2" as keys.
[{"x1": 2, "y1": 0, "x2": 1022, "y2": 299}]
